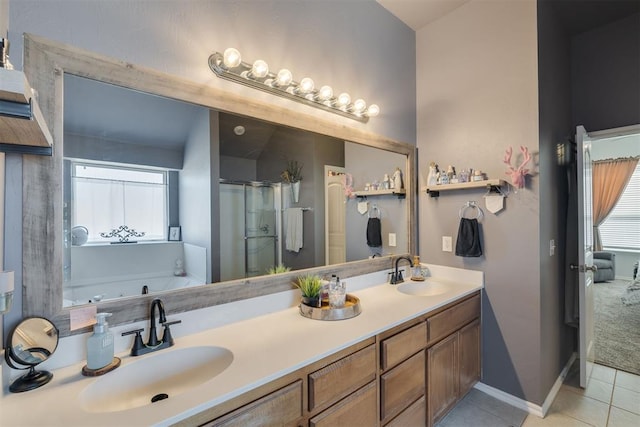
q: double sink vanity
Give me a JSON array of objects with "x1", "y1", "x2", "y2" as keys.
[{"x1": 1, "y1": 264, "x2": 483, "y2": 426}]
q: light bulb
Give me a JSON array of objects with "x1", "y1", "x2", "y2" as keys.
[
  {"x1": 275, "y1": 69, "x2": 293, "y2": 86},
  {"x1": 251, "y1": 60, "x2": 269, "y2": 78},
  {"x1": 353, "y1": 99, "x2": 366, "y2": 113},
  {"x1": 337, "y1": 92, "x2": 351, "y2": 107},
  {"x1": 299, "y1": 77, "x2": 315, "y2": 94},
  {"x1": 317, "y1": 85, "x2": 333, "y2": 101},
  {"x1": 222, "y1": 48, "x2": 242, "y2": 68},
  {"x1": 366, "y1": 104, "x2": 380, "y2": 117}
]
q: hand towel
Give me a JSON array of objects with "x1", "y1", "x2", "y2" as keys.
[
  {"x1": 285, "y1": 208, "x2": 303, "y2": 252},
  {"x1": 366, "y1": 217, "x2": 382, "y2": 247},
  {"x1": 455, "y1": 218, "x2": 482, "y2": 257}
]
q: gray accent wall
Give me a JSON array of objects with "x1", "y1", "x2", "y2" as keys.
[
  {"x1": 572, "y1": 13, "x2": 640, "y2": 132},
  {"x1": 537, "y1": 0, "x2": 576, "y2": 405}
]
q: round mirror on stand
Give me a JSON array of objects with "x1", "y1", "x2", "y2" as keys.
[{"x1": 4, "y1": 317, "x2": 59, "y2": 393}]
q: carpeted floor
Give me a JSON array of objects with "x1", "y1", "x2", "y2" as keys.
[{"x1": 594, "y1": 279, "x2": 640, "y2": 376}]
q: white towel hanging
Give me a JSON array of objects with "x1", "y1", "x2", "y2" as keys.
[{"x1": 285, "y1": 208, "x2": 303, "y2": 252}]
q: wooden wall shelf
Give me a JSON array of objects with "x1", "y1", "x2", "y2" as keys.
[{"x1": 424, "y1": 179, "x2": 506, "y2": 198}]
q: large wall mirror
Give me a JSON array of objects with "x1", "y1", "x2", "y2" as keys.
[{"x1": 22, "y1": 34, "x2": 416, "y2": 335}]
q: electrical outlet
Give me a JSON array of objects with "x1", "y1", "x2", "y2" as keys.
[
  {"x1": 550, "y1": 239, "x2": 556, "y2": 256},
  {"x1": 442, "y1": 236, "x2": 453, "y2": 252},
  {"x1": 389, "y1": 233, "x2": 396, "y2": 247}
]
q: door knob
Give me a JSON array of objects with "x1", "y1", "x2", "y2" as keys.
[{"x1": 570, "y1": 264, "x2": 598, "y2": 272}]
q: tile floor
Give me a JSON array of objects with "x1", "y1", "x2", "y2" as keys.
[{"x1": 436, "y1": 363, "x2": 640, "y2": 427}]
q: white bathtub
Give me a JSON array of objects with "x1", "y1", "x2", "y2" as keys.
[{"x1": 63, "y1": 275, "x2": 204, "y2": 307}]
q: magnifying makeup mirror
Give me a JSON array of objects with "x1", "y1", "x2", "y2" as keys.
[{"x1": 4, "y1": 317, "x2": 59, "y2": 393}]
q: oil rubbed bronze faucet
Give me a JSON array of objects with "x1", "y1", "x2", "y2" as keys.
[
  {"x1": 121, "y1": 298, "x2": 181, "y2": 356},
  {"x1": 389, "y1": 256, "x2": 414, "y2": 285}
]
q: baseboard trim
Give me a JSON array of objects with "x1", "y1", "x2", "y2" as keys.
[{"x1": 474, "y1": 352, "x2": 577, "y2": 418}]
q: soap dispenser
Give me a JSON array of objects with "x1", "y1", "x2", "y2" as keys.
[
  {"x1": 86, "y1": 312, "x2": 115, "y2": 371},
  {"x1": 410, "y1": 256, "x2": 425, "y2": 281}
]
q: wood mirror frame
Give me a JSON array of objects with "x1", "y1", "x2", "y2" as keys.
[{"x1": 21, "y1": 34, "x2": 417, "y2": 336}]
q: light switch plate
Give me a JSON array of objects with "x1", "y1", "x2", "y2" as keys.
[
  {"x1": 389, "y1": 233, "x2": 396, "y2": 247},
  {"x1": 442, "y1": 236, "x2": 453, "y2": 252}
]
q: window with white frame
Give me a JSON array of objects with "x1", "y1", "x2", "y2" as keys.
[
  {"x1": 599, "y1": 163, "x2": 640, "y2": 250},
  {"x1": 71, "y1": 162, "x2": 167, "y2": 243}
]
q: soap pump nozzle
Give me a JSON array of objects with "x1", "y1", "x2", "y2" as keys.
[{"x1": 94, "y1": 312, "x2": 112, "y2": 333}]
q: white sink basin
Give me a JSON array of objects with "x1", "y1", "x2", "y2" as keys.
[
  {"x1": 79, "y1": 346, "x2": 233, "y2": 413},
  {"x1": 396, "y1": 280, "x2": 449, "y2": 296}
]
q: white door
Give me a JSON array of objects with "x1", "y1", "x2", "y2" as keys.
[
  {"x1": 575, "y1": 125, "x2": 595, "y2": 388},
  {"x1": 325, "y1": 166, "x2": 346, "y2": 265}
]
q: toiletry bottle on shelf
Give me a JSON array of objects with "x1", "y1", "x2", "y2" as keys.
[
  {"x1": 86, "y1": 312, "x2": 114, "y2": 370},
  {"x1": 411, "y1": 256, "x2": 425, "y2": 281}
]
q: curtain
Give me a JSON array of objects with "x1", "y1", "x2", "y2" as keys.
[{"x1": 592, "y1": 157, "x2": 639, "y2": 251}]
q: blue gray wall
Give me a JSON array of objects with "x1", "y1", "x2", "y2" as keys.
[{"x1": 8, "y1": 0, "x2": 416, "y2": 144}]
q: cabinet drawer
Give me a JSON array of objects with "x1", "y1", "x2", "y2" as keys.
[
  {"x1": 381, "y1": 321, "x2": 427, "y2": 370},
  {"x1": 428, "y1": 294, "x2": 480, "y2": 344},
  {"x1": 309, "y1": 381, "x2": 377, "y2": 427},
  {"x1": 207, "y1": 380, "x2": 302, "y2": 427},
  {"x1": 385, "y1": 395, "x2": 426, "y2": 427},
  {"x1": 380, "y1": 350, "x2": 425, "y2": 424},
  {"x1": 308, "y1": 344, "x2": 376, "y2": 411}
]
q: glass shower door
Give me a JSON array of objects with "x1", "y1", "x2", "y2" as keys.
[{"x1": 244, "y1": 184, "x2": 278, "y2": 277}]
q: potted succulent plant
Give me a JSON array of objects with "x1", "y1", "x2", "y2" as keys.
[
  {"x1": 267, "y1": 264, "x2": 291, "y2": 275},
  {"x1": 295, "y1": 274, "x2": 322, "y2": 307}
]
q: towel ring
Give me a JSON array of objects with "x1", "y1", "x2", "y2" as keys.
[
  {"x1": 368, "y1": 205, "x2": 381, "y2": 219},
  {"x1": 459, "y1": 201, "x2": 483, "y2": 220}
]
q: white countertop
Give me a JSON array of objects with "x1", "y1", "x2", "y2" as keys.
[{"x1": 0, "y1": 265, "x2": 483, "y2": 426}]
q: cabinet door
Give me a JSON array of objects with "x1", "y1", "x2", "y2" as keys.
[
  {"x1": 206, "y1": 380, "x2": 303, "y2": 427},
  {"x1": 309, "y1": 381, "x2": 377, "y2": 427},
  {"x1": 427, "y1": 334, "x2": 458, "y2": 426},
  {"x1": 459, "y1": 320, "x2": 480, "y2": 397},
  {"x1": 381, "y1": 350, "x2": 426, "y2": 425}
]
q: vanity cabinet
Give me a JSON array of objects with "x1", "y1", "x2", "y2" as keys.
[
  {"x1": 180, "y1": 293, "x2": 480, "y2": 427},
  {"x1": 427, "y1": 297, "x2": 481, "y2": 427},
  {"x1": 379, "y1": 292, "x2": 480, "y2": 427}
]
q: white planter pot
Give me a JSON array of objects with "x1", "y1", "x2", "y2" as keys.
[{"x1": 292, "y1": 181, "x2": 300, "y2": 203}]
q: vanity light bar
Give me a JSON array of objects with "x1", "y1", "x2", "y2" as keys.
[{"x1": 208, "y1": 48, "x2": 379, "y2": 123}]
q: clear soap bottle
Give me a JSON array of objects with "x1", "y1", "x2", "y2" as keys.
[
  {"x1": 86, "y1": 312, "x2": 114, "y2": 370},
  {"x1": 411, "y1": 256, "x2": 425, "y2": 281}
]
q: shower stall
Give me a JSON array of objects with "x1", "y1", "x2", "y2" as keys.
[{"x1": 219, "y1": 180, "x2": 282, "y2": 281}]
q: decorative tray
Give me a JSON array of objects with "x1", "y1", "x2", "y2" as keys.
[{"x1": 299, "y1": 294, "x2": 362, "y2": 321}]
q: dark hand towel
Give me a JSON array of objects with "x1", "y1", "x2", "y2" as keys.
[
  {"x1": 455, "y1": 218, "x2": 482, "y2": 257},
  {"x1": 366, "y1": 217, "x2": 382, "y2": 247}
]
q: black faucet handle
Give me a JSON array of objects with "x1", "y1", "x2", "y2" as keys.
[
  {"x1": 121, "y1": 328, "x2": 144, "y2": 336},
  {"x1": 122, "y1": 328, "x2": 145, "y2": 356},
  {"x1": 161, "y1": 320, "x2": 181, "y2": 347},
  {"x1": 162, "y1": 320, "x2": 182, "y2": 327}
]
